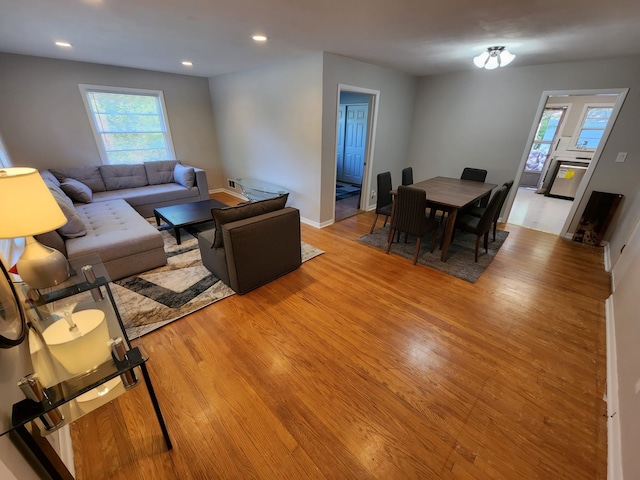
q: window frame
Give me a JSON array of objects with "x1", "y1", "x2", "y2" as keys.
[
  {"x1": 78, "y1": 84, "x2": 176, "y2": 165},
  {"x1": 569, "y1": 103, "x2": 615, "y2": 152}
]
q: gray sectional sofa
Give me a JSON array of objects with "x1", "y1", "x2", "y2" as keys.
[{"x1": 36, "y1": 160, "x2": 209, "y2": 281}]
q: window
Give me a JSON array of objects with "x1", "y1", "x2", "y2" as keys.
[
  {"x1": 573, "y1": 105, "x2": 614, "y2": 151},
  {"x1": 0, "y1": 135, "x2": 12, "y2": 168},
  {"x1": 79, "y1": 85, "x2": 175, "y2": 164},
  {"x1": 525, "y1": 107, "x2": 566, "y2": 173}
]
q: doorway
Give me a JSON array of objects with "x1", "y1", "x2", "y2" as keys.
[
  {"x1": 505, "y1": 89, "x2": 628, "y2": 236},
  {"x1": 334, "y1": 87, "x2": 379, "y2": 222}
]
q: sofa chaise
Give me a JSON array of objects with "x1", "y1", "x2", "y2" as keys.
[{"x1": 36, "y1": 161, "x2": 209, "y2": 281}]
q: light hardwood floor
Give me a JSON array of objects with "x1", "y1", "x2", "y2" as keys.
[{"x1": 70, "y1": 192, "x2": 610, "y2": 480}]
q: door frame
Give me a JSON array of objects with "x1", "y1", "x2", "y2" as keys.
[
  {"x1": 503, "y1": 88, "x2": 629, "y2": 237},
  {"x1": 333, "y1": 84, "x2": 380, "y2": 221}
]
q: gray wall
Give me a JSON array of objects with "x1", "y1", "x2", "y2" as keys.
[
  {"x1": 408, "y1": 55, "x2": 640, "y2": 266},
  {"x1": 322, "y1": 53, "x2": 418, "y2": 222},
  {"x1": 0, "y1": 52, "x2": 222, "y2": 189},
  {"x1": 208, "y1": 53, "x2": 324, "y2": 225}
]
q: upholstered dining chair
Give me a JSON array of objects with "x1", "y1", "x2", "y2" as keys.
[
  {"x1": 454, "y1": 184, "x2": 508, "y2": 262},
  {"x1": 468, "y1": 180, "x2": 514, "y2": 242},
  {"x1": 461, "y1": 167, "x2": 488, "y2": 183},
  {"x1": 370, "y1": 172, "x2": 394, "y2": 233},
  {"x1": 401, "y1": 167, "x2": 414, "y2": 186},
  {"x1": 386, "y1": 186, "x2": 440, "y2": 264}
]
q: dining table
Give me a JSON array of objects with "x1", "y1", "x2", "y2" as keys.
[{"x1": 391, "y1": 176, "x2": 497, "y2": 262}]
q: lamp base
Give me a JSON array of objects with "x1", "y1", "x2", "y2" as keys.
[{"x1": 17, "y1": 236, "x2": 70, "y2": 288}]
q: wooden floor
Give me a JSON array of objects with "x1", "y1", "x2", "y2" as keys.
[{"x1": 70, "y1": 192, "x2": 611, "y2": 480}]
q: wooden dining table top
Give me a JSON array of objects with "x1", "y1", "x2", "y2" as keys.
[{"x1": 392, "y1": 176, "x2": 497, "y2": 209}]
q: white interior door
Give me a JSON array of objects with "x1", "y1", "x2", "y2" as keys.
[{"x1": 339, "y1": 104, "x2": 367, "y2": 184}]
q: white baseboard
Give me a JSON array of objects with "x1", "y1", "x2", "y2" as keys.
[{"x1": 605, "y1": 295, "x2": 623, "y2": 480}]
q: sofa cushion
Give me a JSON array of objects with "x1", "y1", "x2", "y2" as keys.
[
  {"x1": 144, "y1": 160, "x2": 178, "y2": 185},
  {"x1": 50, "y1": 166, "x2": 106, "y2": 192},
  {"x1": 43, "y1": 180, "x2": 87, "y2": 238},
  {"x1": 211, "y1": 193, "x2": 288, "y2": 248},
  {"x1": 60, "y1": 178, "x2": 93, "y2": 203},
  {"x1": 174, "y1": 163, "x2": 195, "y2": 189},
  {"x1": 100, "y1": 164, "x2": 149, "y2": 190}
]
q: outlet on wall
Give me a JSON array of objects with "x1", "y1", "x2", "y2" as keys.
[
  {"x1": 228, "y1": 179, "x2": 235, "y2": 188},
  {"x1": 370, "y1": 190, "x2": 376, "y2": 199}
]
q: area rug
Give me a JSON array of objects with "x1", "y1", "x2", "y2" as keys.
[
  {"x1": 357, "y1": 226, "x2": 509, "y2": 283},
  {"x1": 336, "y1": 182, "x2": 361, "y2": 200},
  {"x1": 112, "y1": 228, "x2": 324, "y2": 340}
]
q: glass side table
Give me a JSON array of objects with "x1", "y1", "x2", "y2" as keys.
[
  {"x1": 234, "y1": 178, "x2": 288, "y2": 202},
  {"x1": 1, "y1": 258, "x2": 172, "y2": 479}
]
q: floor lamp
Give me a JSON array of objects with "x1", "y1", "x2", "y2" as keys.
[{"x1": 0, "y1": 167, "x2": 70, "y2": 288}]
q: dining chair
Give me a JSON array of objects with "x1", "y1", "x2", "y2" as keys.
[
  {"x1": 454, "y1": 184, "x2": 508, "y2": 262},
  {"x1": 461, "y1": 167, "x2": 488, "y2": 183},
  {"x1": 386, "y1": 186, "x2": 440, "y2": 264},
  {"x1": 401, "y1": 167, "x2": 413, "y2": 186},
  {"x1": 370, "y1": 172, "x2": 394, "y2": 233},
  {"x1": 468, "y1": 180, "x2": 514, "y2": 241}
]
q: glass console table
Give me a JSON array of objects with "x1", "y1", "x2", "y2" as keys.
[
  {"x1": 234, "y1": 178, "x2": 288, "y2": 202},
  {"x1": 1, "y1": 258, "x2": 171, "y2": 479}
]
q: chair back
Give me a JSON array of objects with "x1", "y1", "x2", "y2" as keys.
[
  {"x1": 461, "y1": 167, "x2": 488, "y2": 183},
  {"x1": 376, "y1": 172, "x2": 393, "y2": 213},
  {"x1": 391, "y1": 186, "x2": 428, "y2": 237},
  {"x1": 477, "y1": 185, "x2": 508, "y2": 232},
  {"x1": 493, "y1": 180, "x2": 514, "y2": 222},
  {"x1": 401, "y1": 167, "x2": 413, "y2": 186}
]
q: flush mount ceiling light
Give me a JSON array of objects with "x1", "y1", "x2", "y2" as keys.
[
  {"x1": 473, "y1": 46, "x2": 515, "y2": 70},
  {"x1": 55, "y1": 41, "x2": 72, "y2": 48},
  {"x1": 181, "y1": 61, "x2": 193, "y2": 67},
  {"x1": 252, "y1": 34, "x2": 268, "y2": 42}
]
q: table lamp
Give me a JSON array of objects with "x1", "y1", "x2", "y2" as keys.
[{"x1": 0, "y1": 167, "x2": 70, "y2": 288}]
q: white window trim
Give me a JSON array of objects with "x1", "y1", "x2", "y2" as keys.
[
  {"x1": 78, "y1": 84, "x2": 176, "y2": 164},
  {"x1": 568, "y1": 102, "x2": 615, "y2": 152}
]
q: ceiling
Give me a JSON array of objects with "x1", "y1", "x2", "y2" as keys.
[{"x1": 2, "y1": 0, "x2": 640, "y2": 78}]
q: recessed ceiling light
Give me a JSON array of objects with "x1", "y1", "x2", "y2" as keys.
[
  {"x1": 181, "y1": 61, "x2": 193, "y2": 67},
  {"x1": 55, "y1": 41, "x2": 72, "y2": 48},
  {"x1": 252, "y1": 35, "x2": 268, "y2": 42}
]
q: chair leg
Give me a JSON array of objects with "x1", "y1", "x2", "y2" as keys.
[
  {"x1": 386, "y1": 228, "x2": 396, "y2": 254},
  {"x1": 484, "y1": 232, "x2": 489, "y2": 253},
  {"x1": 413, "y1": 237, "x2": 422, "y2": 264},
  {"x1": 492, "y1": 221, "x2": 497, "y2": 242},
  {"x1": 382, "y1": 215, "x2": 389, "y2": 228},
  {"x1": 370, "y1": 214, "x2": 379, "y2": 234},
  {"x1": 474, "y1": 236, "x2": 480, "y2": 262}
]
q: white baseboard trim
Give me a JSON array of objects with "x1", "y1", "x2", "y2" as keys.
[
  {"x1": 604, "y1": 242, "x2": 612, "y2": 273},
  {"x1": 605, "y1": 295, "x2": 623, "y2": 480}
]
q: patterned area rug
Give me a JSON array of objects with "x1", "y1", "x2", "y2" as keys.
[
  {"x1": 357, "y1": 225, "x2": 509, "y2": 283},
  {"x1": 336, "y1": 182, "x2": 361, "y2": 200},
  {"x1": 113, "y1": 228, "x2": 324, "y2": 340}
]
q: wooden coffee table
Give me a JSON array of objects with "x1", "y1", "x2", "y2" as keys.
[{"x1": 154, "y1": 199, "x2": 227, "y2": 245}]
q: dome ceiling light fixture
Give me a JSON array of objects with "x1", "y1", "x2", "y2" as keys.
[{"x1": 473, "y1": 46, "x2": 516, "y2": 70}]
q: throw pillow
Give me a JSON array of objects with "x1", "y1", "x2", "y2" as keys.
[
  {"x1": 43, "y1": 180, "x2": 87, "y2": 238},
  {"x1": 211, "y1": 193, "x2": 289, "y2": 248},
  {"x1": 60, "y1": 178, "x2": 93, "y2": 203},
  {"x1": 145, "y1": 160, "x2": 178, "y2": 185},
  {"x1": 174, "y1": 163, "x2": 195, "y2": 189}
]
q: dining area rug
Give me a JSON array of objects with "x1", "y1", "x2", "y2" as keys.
[
  {"x1": 357, "y1": 226, "x2": 509, "y2": 283},
  {"x1": 112, "y1": 227, "x2": 324, "y2": 340}
]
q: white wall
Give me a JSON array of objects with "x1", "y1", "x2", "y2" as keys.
[
  {"x1": 0, "y1": 52, "x2": 222, "y2": 189},
  {"x1": 611, "y1": 214, "x2": 640, "y2": 479},
  {"x1": 321, "y1": 53, "x2": 418, "y2": 222},
  {"x1": 208, "y1": 53, "x2": 324, "y2": 224},
  {"x1": 408, "y1": 55, "x2": 640, "y2": 266}
]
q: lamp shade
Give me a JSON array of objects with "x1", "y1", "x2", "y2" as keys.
[{"x1": 0, "y1": 168, "x2": 67, "y2": 238}]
